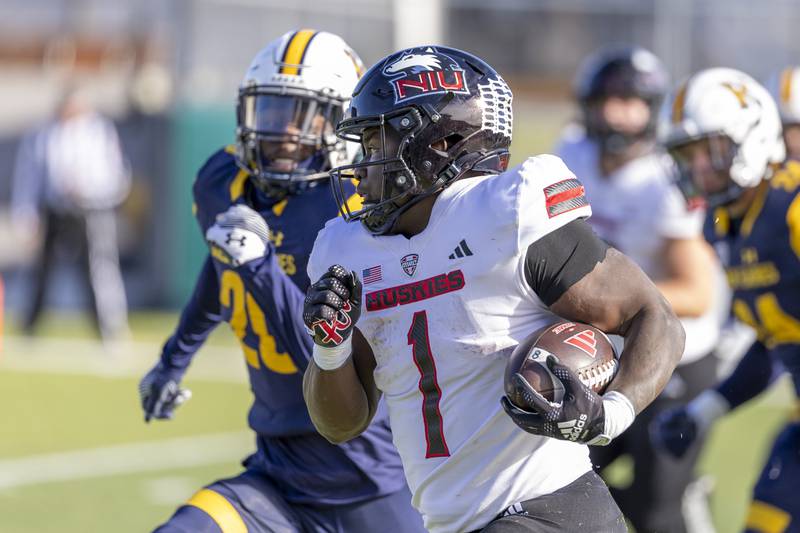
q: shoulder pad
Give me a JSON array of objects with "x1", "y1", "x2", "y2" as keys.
[
  {"x1": 507, "y1": 154, "x2": 592, "y2": 250},
  {"x1": 770, "y1": 160, "x2": 800, "y2": 193},
  {"x1": 193, "y1": 147, "x2": 246, "y2": 228}
]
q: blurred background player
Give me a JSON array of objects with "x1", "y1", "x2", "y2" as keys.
[
  {"x1": 138, "y1": 30, "x2": 424, "y2": 532},
  {"x1": 654, "y1": 67, "x2": 800, "y2": 533},
  {"x1": 767, "y1": 67, "x2": 800, "y2": 160},
  {"x1": 11, "y1": 85, "x2": 131, "y2": 345},
  {"x1": 556, "y1": 46, "x2": 726, "y2": 533}
]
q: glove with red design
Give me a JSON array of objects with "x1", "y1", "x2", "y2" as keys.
[{"x1": 303, "y1": 265, "x2": 362, "y2": 369}]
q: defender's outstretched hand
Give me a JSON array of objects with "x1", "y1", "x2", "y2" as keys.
[
  {"x1": 139, "y1": 362, "x2": 192, "y2": 423},
  {"x1": 651, "y1": 389, "x2": 729, "y2": 458},
  {"x1": 205, "y1": 204, "x2": 271, "y2": 267}
]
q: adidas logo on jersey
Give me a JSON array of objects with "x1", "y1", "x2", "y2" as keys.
[{"x1": 448, "y1": 239, "x2": 473, "y2": 260}]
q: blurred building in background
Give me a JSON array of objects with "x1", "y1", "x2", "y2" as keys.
[{"x1": 1, "y1": 0, "x2": 799, "y2": 313}]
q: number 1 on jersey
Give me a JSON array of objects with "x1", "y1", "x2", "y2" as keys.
[{"x1": 407, "y1": 310, "x2": 450, "y2": 458}]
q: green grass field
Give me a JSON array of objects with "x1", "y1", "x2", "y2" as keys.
[
  {"x1": 0, "y1": 311, "x2": 793, "y2": 532},
  {"x1": 0, "y1": 313, "x2": 253, "y2": 533}
]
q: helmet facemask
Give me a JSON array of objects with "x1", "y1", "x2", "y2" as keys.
[
  {"x1": 667, "y1": 133, "x2": 743, "y2": 208},
  {"x1": 575, "y1": 47, "x2": 668, "y2": 155},
  {"x1": 236, "y1": 84, "x2": 347, "y2": 195},
  {"x1": 331, "y1": 103, "x2": 509, "y2": 235},
  {"x1": 583, "y1": 94, "x2": 660, "y2": 154}
]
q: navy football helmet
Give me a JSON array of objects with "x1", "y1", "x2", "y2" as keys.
[
  {"x1": 575, "y1": 45, "x2": 669, "y2": 153},
  {"x1": 331, "y1": 46, "x2": 513, "y2": 235}
]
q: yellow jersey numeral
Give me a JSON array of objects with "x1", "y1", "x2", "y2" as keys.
[
  {"x1": 219, "y1": 270, "x2": 299, "y2": 374},
  {"x1": 733, "y1": 293, "x2": 800, "y2": 348}
]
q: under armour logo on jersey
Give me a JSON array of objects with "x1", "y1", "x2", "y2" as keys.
[
  {"x1": 225, "y1": 233, "x2": 247, "y2": 247},
  {"x1": 448, "y1": 239, "x2": 473, "y2": 259}
]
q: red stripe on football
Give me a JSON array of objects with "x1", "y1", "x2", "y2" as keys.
[{"x1": 504, "y1": 321, "x2": 619, "y2": 407}]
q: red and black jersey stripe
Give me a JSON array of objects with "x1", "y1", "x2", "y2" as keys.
[{"x1": 543, "y1": 178, "x2": 588, "y2": 218}]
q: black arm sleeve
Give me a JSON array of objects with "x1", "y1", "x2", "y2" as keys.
[{"x1": 524, "y1": 218, "x2": 609, "y2": 306}]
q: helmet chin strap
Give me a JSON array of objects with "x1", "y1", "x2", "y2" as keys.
[{"x1": 365, "y1": 148, "x2": 510, "y2": 235}]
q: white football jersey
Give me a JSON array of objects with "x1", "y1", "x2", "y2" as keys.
[
  {"x1": 556, "y1": 129, "x2": 727, "y2": 363},
  {"x1": 308, "y1": 155, "x2": 594, "y2": 533}
]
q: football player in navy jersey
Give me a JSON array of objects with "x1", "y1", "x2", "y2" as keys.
[
  {"x1": 654, "y1": 68, "x2": 800, "y2": 533},
  {"x1": 767, "y1": 67, "x2": 800, "y2": 160},
  {"x1": 139, "y1": 30, "x2": 424, "y2": 533}
]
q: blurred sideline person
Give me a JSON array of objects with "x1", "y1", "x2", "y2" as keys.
[
  {"x1": 139, "y1": 30, "x2": 425, "y2": 533},
  {"x1": 654, "y1": 68, "x2": 800, "y2": 533},
  {"x1": 302, "y1": 45, "x2": 685, "y2": 533},
  {"x1": 556, "y1": 46, "x2": 726, "y2": 533},
  {"x1": 11, "y1": 87, "x2": 131, "y2": 344},
  {"x1": 767, "y1": 67, "x2": 800, "y2": 160}
]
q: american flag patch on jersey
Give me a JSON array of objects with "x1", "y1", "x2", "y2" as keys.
[
  {"x1": 543, "y1": 178, "x2": 588, "y2": 218},
  {"x1": 362, "y1": 265, "x2": 382, "y2": 284}
]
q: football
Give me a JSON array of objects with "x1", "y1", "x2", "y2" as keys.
[{"x1": 504, "y1": 321, "x2": 619, "y2": 407}]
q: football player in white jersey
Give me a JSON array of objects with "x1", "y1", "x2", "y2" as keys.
[
  {"x1": 556, "y1": 46, "x2": 726, "y2": 533},
  {"x1": 767, "y1": 66, "x2": 800, "y2": 159},
  {"x1": 302, "y1": 46, "x2": 684, "y2": 533}
]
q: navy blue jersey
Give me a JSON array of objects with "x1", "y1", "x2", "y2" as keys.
[
  {"x1": 160, "y1": 146, "x2": 407, "y2": 504},
  {"x1": 704, "y1": 161, "x2": 800, "y2": 398}
]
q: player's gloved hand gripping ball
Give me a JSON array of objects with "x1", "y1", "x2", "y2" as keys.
[
  {"x1": 303, "y1": 265, "x2": 362, "y2": 370},
  {"x1": 502, "y1": 321, "x2": 633, "y2": 446}
]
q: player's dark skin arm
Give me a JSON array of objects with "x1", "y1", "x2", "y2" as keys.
[
  {"x1": 302, "y1": 329, "x2": 381, "y2": 444},
  {"x1": 550, "y1": 247, "x2": 685, "y2": 413}
]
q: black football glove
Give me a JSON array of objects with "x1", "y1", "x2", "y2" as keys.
[
  {"x1": 651, "y1": 407, "x2": 698, "y2": 458},
  {"x1": 139, "y1": 362, "x2": 192, "y2": 423},
  {"x1": 303, "y1": 265, "x2": 362, "y2": 347},
  {"x1": 501, "y1": 354, "x2": 608, "y2": 445}
]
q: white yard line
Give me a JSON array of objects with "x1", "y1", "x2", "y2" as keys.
[
  {"x1": 0, "y1": 335, "x2": 247, "y2": 383},
  {"x1": 0, "y1": 431, "x2": 254, "y2": 490}
]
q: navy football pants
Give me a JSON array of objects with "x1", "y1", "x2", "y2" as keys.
[
  {"x1": 744, "y1": 421, "x2": 800, "y2": 533},
  {"x1": 152, "y1": 469, "x2": 425, "y2": 533}
]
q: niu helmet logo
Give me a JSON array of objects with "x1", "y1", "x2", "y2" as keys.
[
  {"x1": 382, "y1": 46, "x2": 470, "y2": 104},
  {"x1": 311, "y1": 301, "x2": 353, "y2": 345},
  {"x1": 564, "y1": 330, "x2": 597, "y2": 358},
  {"x1": 225, "y1": 233, "x2": 247, "y2": 247}
]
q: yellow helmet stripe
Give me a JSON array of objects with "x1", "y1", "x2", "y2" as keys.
[
  {"x1": 671, "y1": 81, "x2": 689, "y2": 124},
  {"x1": 186, "y1": 489, "x2": 247, "y2": 533},
  {"x1": 229, "y1": 169, "x2": 248, "y2": 201},
  {"x1": 344, "y1": 47, "x2": 365, "y2": 78},
  {"x1": 780, "y1": 67, "x2": 794, "y2": 104},
  {"x1": 280, "y1": 29, "x2": 318, "y2": 76}
]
